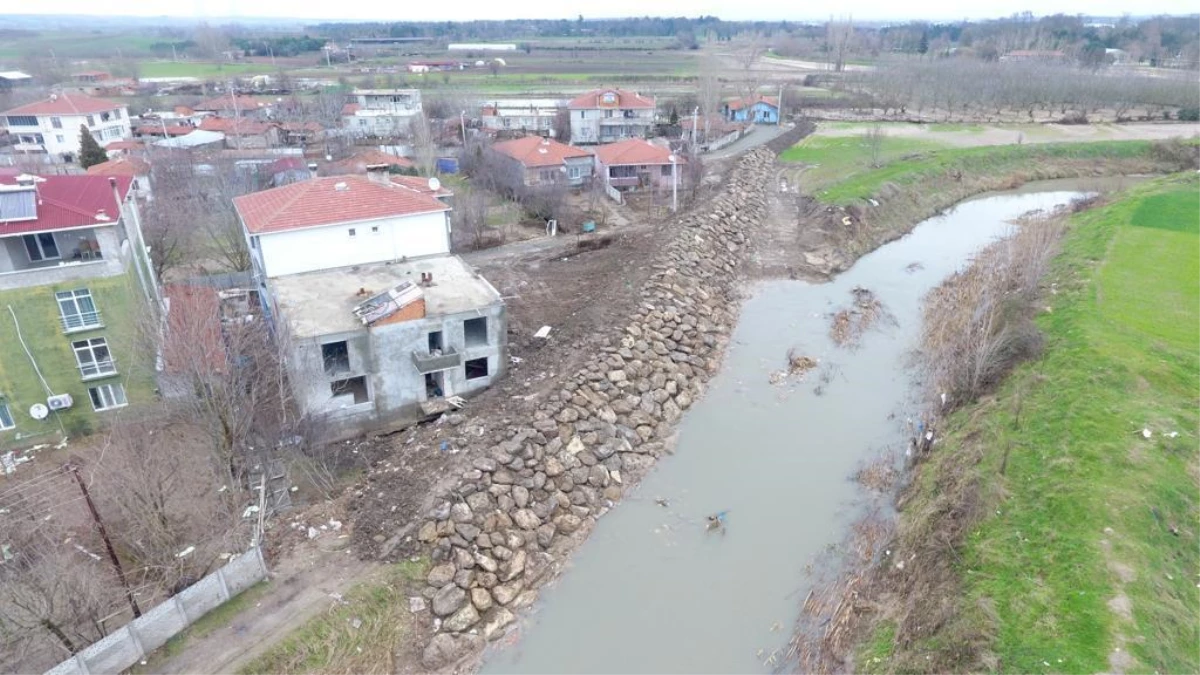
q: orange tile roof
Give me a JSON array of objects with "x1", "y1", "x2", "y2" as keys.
[
  {"x1": 593, "y1": 138, "x2": 680, "y2": 166},
  {"x1": 491, "y1": 136, "x2": 593, "y2": 168},
  {"x1": 567, "y1": 88, "x2": 655, "y2": 110},
  {"x1": 326, "y1": 150, "x2": 415, "y2": 174},
  {"x1": 105, "y1": 140, "x2": 145, "y2": 152},
  {"x1": 198, "y1": 117, "x2": 278, "y2": 136},
  {"x1": 724, "y1": 94, "x2": 779, "y2": 111},
  {"x1": 233, "y1": 175, "x2": 449, "y2": 235},
  {"x1": 3, "y1": 92, "x2": 123, "y2": 116},
  {"x1": 86, "y1": 156, "x2": 150, "y2": 177},
  {"x1": 391, "y1": 175, "x2": 453, "y2": 197}
]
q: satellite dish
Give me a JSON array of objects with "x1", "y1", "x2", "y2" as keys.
[
  {"x1": 428, "y1": 177, "x2": 441, "y2": 192},
  {"x1": 29, "y1": 403, "x2": 49, "y2": 420}
]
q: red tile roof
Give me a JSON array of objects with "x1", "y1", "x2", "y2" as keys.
[
  {"x1": 198, "y1": 117, "x2": 278, "y2": 136},
  {"x1": 281, "y1": 120, "x2": 324, "y2": 132},
  {"x1": 491, "y1": 136, "x2": 593, "y2": 168},
  {"x1": 724, "y1": 94, "x2": 779, "y2": 111},
  {"x1": 391, "y1": 175, "x2": 453, "y2": 197},
  {"x1": 593, "y1": 139, "x2": 680, "y2": 167},
  {"x1": 325, "y1": 150, "x2": 414, "y2": 174},
  {"x1": 3, "y1": 92, "x2": 123, "y2": 117},
  {"x1": 86, "y1": 156, "x2": 150, "y2": 177},
  {"x1": 567, "y1": 88, "x2": 655, "y2": 110},
  {"x1": 163, "y1": 284, "x2": 226, "y2": 375},
  {"x1": 105, "y1": 140, "x2": 146, "y2": 152},
  {"x1": 233, "y1": 175, "x2": 449, "y2": 235},
  {"x1": 0, "y1": 175, "x2": 132, "y2": 236}
]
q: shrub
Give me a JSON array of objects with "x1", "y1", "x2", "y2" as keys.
[{"x1": 1177, "y1": 106, "x2": 1199, "y2": 122}]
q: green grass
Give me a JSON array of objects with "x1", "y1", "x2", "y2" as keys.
[
  {"x1": 139, "y1": 61, "x2": 276, "y2": 78},
  {"x1": 0, "y1": 31, "x2": 160, "y2": 60},
  {"x1": 779, "y1": 134, "x2": 949, "y2": 191},
  {"x1": 0, "y1": 269, "x2": 155, "y2": 449},
  {"x1": 902, "y1": 175, "x2": 1199, "y2": 673},
  {"x1": 239, "y1": 559, "x2": 427, "y2": 675},
  {"x1": 800, "y1": 140, "x2": 1159, "y2": 204},
  {"x1": 856, "y1": 620, "x2": 897, "y2": 674}
]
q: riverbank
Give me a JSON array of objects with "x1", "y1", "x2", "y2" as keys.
[
  {"x1": 834, "y1": 174, "x2": 1199, "y2": 673},
  {"x1": 784, "y1": 138, "x2": 1198, "y2": 277}
]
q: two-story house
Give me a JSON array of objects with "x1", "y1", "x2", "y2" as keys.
[
  {"x1": 2, "y1": 93, "x2": 131, "y2": 162},
  {"x1": 480, "y1": 98, "x2": 565, "y2": 138},
  {"x1": 489, "y1": 136, "x2": 594, "y2": 190},
  {"x1": 594, "y1": 138, "x2": 683, "y2": 193},
  {"x1": 342, "y1": 89, "x2": 423, "y2": 138},
  {"x1": 567, "y1": 88, "x2": 656, "y2": 145},
  {"x1": 0, "y1": 174, "x2": 156, "y2": 449},
  {"x1": 233, "y1": 174, "x2": 506, "y2": 435}
]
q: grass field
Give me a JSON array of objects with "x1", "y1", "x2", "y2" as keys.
[
  {"x1": 788, "y1": 140, "x2": 1161, "y2": 204},
  {"x1": 239, "y1": 559, "x2": 427, "y2": 674},
  {"x1": 139, "y1": 61, "x2": 277, "y2": 78},
  {"x1": 779, "y1": 134, "x2": 949, "y2": 190},
  {"x1": 868, "y1": 174, "x2": 1199, "y2": 673},
  {"x1": 0, "y1": 31, "x2": 159, "y2": 60}
]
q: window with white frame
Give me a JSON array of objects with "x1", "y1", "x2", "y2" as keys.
[
  {"x1": 88, "y1": 383, "x2": 127, "y2": 411},
  {"x1": 73, "y1": 337, "x2": 116, "y2": 379},
  {"x1": 50, "y1": 117, "x2": 62, "y2": 129},
  {"x1": 567, "y1": 165, "x2": 583, "y2": 179},
  {"x1": 0, "y1": 402, "x2": 14, "y2": 430},
  {"x1": 57, "y1": 289, "x2": 101, "y2": 331},
  {"x1": 56, "y1": 134, "x2": 65, "y2": 143},
  {"x1": 86, "y1": 115, "x2": 95, "y2": 126}
]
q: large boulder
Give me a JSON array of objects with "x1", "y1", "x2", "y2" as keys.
[
  {"x1": 426, "y1": 563, "x2": 456, "y2": 588},
  {"x1": 442, "y1": 603, "x2": 481, "y2": 632},
  {"x1": 431, "y1": 584, "x2": 467, "y2": 617},
  {"x1": 421, "y1": 633, "x2": 483, "y2": 670}
]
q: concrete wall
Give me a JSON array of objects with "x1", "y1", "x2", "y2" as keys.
[
  {"x1": 258, "y1": 211, "x2": 451, "y2": 278},
  {"x1": 288, "y1": 302, "x2": 507, "y2": 435}
]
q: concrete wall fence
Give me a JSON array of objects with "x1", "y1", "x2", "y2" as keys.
[{"x1": 44, "y1": 547, "x2": 268, "y2": 675}]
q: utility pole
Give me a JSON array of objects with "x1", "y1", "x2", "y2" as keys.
[
  {"x1": 67, "y1": 463, "x2": 142, "y2": 618},
  {"x1": 691, "y1": 106, "x2": 699, "y2": 149},
  {"x1": 460, "y1": 110, "x2": 467, "y2": 147}
]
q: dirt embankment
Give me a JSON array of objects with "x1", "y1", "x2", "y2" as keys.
[{"x1": 786, "y1": 142, "x2": 1197, "y2": 280}]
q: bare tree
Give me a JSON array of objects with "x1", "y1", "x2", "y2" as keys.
[
  {"x1": 864, "y1": 123, "x2": 886, "y2": 168},
  {"x1": 451, "y1": 186, "x2": 493, "y2": 250},
  {"x1": 826, "y1": 16, "x2": 856, "y2": 72},
  {"x1": 409, "y1": 113, "x2": 437, "y2": 175},
  {"x1": 552, "y1": 108, "x2": 572, "y2": 141},
  {"x1": 147, "y1": 150, "x2": 252, "y2": 274}
]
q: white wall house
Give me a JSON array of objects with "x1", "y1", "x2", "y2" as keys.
[
  {"x1": 2, "y1": 93, "x2": 131, "y2": 162},
  {"x1": 567, "y1": 88, "x2": 656, "y2": 145},
  {"x1": 342, "y1": 89, "x2": 422, "y2": 138},
  {"x1": 234, "y1": 173, "x2": 508, "y2": 436}
]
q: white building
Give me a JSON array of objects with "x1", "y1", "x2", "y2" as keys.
[
  {"x1": 2, "y1": 93, "x2": 131, "y2": 162},
  {"x1": 480, "y1": 98, "x2": 566, "y2": 137},
  {"x1": 448, "y1": 43, "x2": 517, "y2": 51},
  {"x1": 233, "y1": 174, "x2": 507, "y2": 435},
  {"x1": 342, "y1": 89, "x2": 422, "y2": 138},
  {"x1": 567, "y1": 88, "x2": 656, "y2": 145}
]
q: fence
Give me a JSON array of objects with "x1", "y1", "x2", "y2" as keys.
[
  {"x1": 45, "y1": 547, "x2": 268, "y2": 675},
  {"x1": 604, "y1": 181, "x2": 623, "y2": 204}
]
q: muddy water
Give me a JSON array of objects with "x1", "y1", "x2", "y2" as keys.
[{"x1": 482, "y1": 186, "x2": 1101, "y2": 674}]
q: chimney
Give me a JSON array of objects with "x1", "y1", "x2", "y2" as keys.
[
  {"x1": 366, "y1": 166, "x2": 390, "y2": 184},
  {"x1": 334, "y1": 181, "x2": 349, "y2": 191}
]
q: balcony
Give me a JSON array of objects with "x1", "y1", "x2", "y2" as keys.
[
  {"x1": 61, "y1": 309, "x2": 104, "y2": 333},
  {"x1": 411, "y1": 347, "x2": 461, "y2": 374}
]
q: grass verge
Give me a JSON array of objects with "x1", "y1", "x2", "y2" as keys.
[
  {"x1": 861, "y1": 174, "x2": 1199, "y2": 673},
  {"x1": 779, "y1": 134, "x2": 949, "y2": 190},
  {"x1": 238, "y1": 559, "x2": 428, "y2": 675}
]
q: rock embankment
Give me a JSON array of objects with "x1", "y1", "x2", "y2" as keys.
[{"x1": 413, "y1": 148, "x2": 776, "y2": 668}]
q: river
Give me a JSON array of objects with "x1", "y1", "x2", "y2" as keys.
[{"x1": 481, "y1": 182, "x2": 1116, "y2": 674}]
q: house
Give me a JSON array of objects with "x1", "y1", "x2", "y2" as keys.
[
  {"x1": 104, "y1": 140, "x2": 145, "y2": 158},
  {"x1": 198, "y1": 117, "x2": 282, "y2": 149},
  {"x1": 480, "y1": 98, "x2": 565, "y2": 138},
  {"x1": 721, "y1": 95, "x2": 779, "y2": 124},
  {"x1": 0, "y1": 174, "x2": 157, "y2": 449},
  {"x1": 0, "y1": 71, "x2": 33, "y2": 91},
  {"x1": 323, "y1": 149, "x2": 415, "y2": 176},
  {"x1": 279, "y1": 121, "x2": 324, "y2": 146},
  {"x1": 233, "y1": 174, "x2": 506, "y2": 434},
  {"x1": 593, "y1": 138, "x2": 682, "y2": 192},
  {"x1": 489, "y1": 136, "x2": 594, "y2": 189},
  {"x1": 85, "y1": 156, "x2": 153, "y2": 200},
  {"x1": 193, "y1": 94, "x2": 275, "y2": 118},
  {"x1": 153, "y1": 129, "x2": 226, "y2": 150},
  {"x1": 390, "y1": 174, "x2": 454, "y2": 204},
  {"x1": 681, "y1": 115, "x2": 746, "y2": 145},
  {"x1": 567, "y1": 88, "x2": 656, "y2": 145},
  {"x1": 269, "y1": 157, "x2": 314, "y2": 187},
  {"x1": 343, "y1": 89, "x2": 422, "y2": 138},
  {"x1": 133, "y1": 124, "x2": 194, "y2": 141},
  {"x1": 2, "y1": 92, "x2": 131, "y2": 162}
]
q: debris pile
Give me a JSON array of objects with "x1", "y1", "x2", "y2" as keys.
[{"x1": 829, "y1": 286, "x2": 890, "y2": 347}]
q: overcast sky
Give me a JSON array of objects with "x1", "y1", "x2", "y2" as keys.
[{"x1": 6, "y1": 0, "x2": 1195, "y2": 22}]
